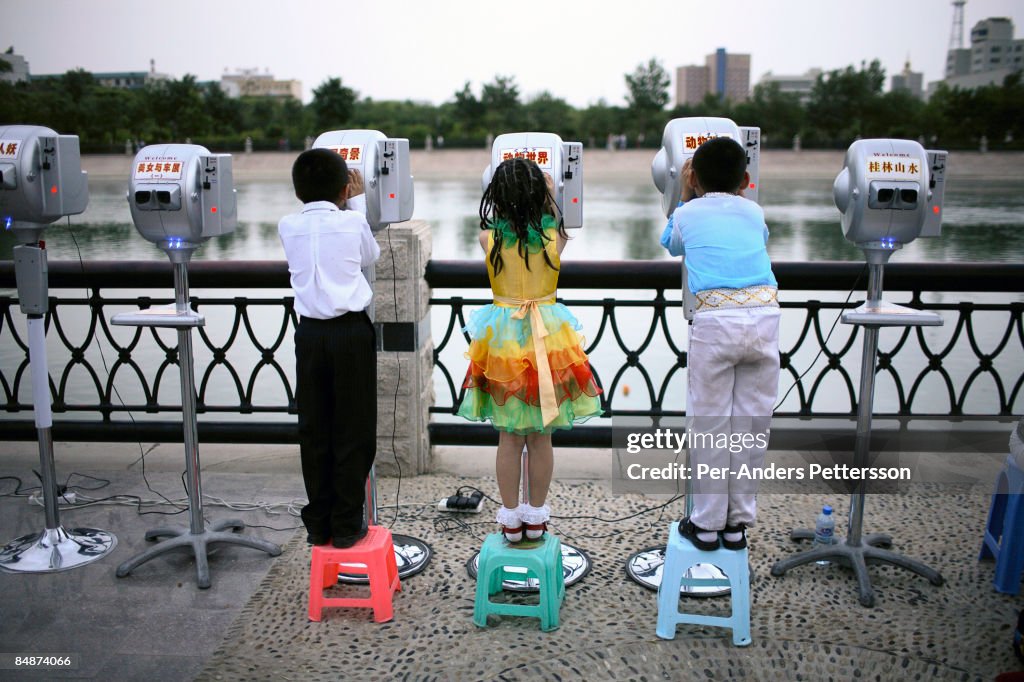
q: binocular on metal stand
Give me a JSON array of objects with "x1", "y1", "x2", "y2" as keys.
[
  {"x1": 770, "y1": 254, "x2": 944, "y2": 607},
  {"x1": 466, "y1": 447, "x2": 592, "y2": 591},
  {"x1": 0, "y1": 232, "x2": 118, "y2": 573},
  {"x1": 112, "y1": 255, "x2": 281, "y2": 589},
  {"x1": 625, "y1": 445, "x2": 734, "y2": 598}
]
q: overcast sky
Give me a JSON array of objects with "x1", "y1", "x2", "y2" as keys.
[{"x1": 4, "y1": 0, "x2": 1023, "y2": 106}]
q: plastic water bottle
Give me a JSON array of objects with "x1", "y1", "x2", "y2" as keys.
[{"x1": 813, "y1": 505, "x2": 835, "y2": 565}]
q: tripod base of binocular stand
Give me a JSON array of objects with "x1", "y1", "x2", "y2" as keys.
[
  {"x1": 770, "y1": 528, "x2": 943, "y2": 608},
  {"x1": 115, "y1": 519, "x2": 281, "y2": 589},
  {"x1": 0, "y1": 526, "x2": 118, "y2": 573}
]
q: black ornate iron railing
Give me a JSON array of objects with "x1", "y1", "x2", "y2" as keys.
[
  {"x1": 0, "y1": 260, "x2": 1021, "y2": 448},
  {"x1": 0, "y1": 261, "x2": 297, "y2": 443},
  {"x1": 426, "y1": 260, "x2": 1023, "y2": 446}
]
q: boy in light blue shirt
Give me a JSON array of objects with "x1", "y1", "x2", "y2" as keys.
[{"x1": 659, "y1": 137, "x2": 780, "y2": 552}]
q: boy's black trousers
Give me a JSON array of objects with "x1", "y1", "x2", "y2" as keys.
[{"x1": 294, "y1": 311, "x2": 376, "y2": 541}]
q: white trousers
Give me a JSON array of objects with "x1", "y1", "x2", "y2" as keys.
[{"x1": 687, "y1": 308, "x2": 781, "y2": 531}]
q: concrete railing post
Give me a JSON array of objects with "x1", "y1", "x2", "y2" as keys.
[{"x1": 373, "y1": 220, "x2": 434, "y2": 475}]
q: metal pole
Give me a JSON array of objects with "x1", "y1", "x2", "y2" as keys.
[
  {"x1": 520, "y1": 445, "x2": 530, "y2": 505},
  {"x1": 115, "y1": 255, "x2": 281, "y2": 588},
  {"x1": 769, "y1": 258, "x2": 943, "y2": 606},
  {"x1": 847, "y1": 263, "x2": 883, "y2": 546},
  {"x1": 27, "y1": 315, "x2": 60, "y2": 531},
  {"x1": 1, "y1": 240, "x2": 117, "y2": 574},
  {"x1": 174, "y1": 262, "x2": 204, "y2": 536}
]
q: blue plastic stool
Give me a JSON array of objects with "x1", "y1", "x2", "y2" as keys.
[
  {"x1": 656, "y1": 521, "x2": 751, "y2": 646},
  {"x1": 980, "y1": 454, "x2": 1024, "y2": 595},
  {"x1": 473, "y1": 532, "x2": 565, "y2": 631}
]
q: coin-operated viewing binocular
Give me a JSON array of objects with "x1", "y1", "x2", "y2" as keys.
[
  {"x1": 313, "y1": 129, "x2": 414, "y2": 232},
  {"x1": 0, "y1": 124, "x2": 89, "y2": 235},
  {"x1": 833, "y1": 138, "x2": 947, "y2": 254},
  {"x1": 834, "y1": 138, "x2": 949, "y2": 326},
  {"x1": 651, "y1": 116, "x2": 761, "y2": 217},
  {"x1": 127, "y1": 143, "x2": 237, "y2": 259},
  {"x1": 482, "y1": 131, "x2": 583, "y2": 228}
]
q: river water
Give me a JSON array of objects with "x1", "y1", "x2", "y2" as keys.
[
  {"x1": 2, "y1": 176, "x2": 1023, "y2": 263},
  {"x1": 1, "y1": 176, "x2": 1022, "y2": 420}
]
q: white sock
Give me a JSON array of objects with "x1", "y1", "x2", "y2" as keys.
[
  {"x1": 496, "y1": 505, "x2": 522, "y2": 541},
  {"x1": 722, "y1": 530, "x2": 744, "y2": 543},
  {"x1": 696, "y1": 529, "x2": 719, "y2": 543},
  {"x1": 520, "y1": 503, "x2": 550, "y2": 539}
]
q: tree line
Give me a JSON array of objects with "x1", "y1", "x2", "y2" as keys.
[{"x1": 1, "y1": 58, "x2": 1021, "y2": 152}]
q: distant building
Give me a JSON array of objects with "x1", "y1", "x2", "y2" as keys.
[
  {"x1": 891, "y1": 61, "x2": 924, "y2": 99},
  {"x1": 934, "y1": 17, "x2": 1023, "y2": 94},
  {"x1": 675, "y1": 65, "x2": 710, "y2": 106},
  {"x1": 32, "y1": 59, "x2": 169, "y2": 89},
  {"x1": 945, "y1": 47, "x2": 972, "y2": 78},
  {"x1": 0, "y1": 49, "x2": 29, "y2": 84},
  {"x1": 675, "y1": 48, "x2": 750, "y2": 106},
  {"x1": 220, "y1": 68, "x2": 302, "y2": 100},
  {"x1": 708, "y1": 49, "x2": 750, "y2": 103},
  {"x1": 756, "y1": 68, "x2": 821, "y2": 104}
]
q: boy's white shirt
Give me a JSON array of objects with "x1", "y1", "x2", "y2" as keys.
[
  {"x1": 346, "y1": 193, "x2": 367, "y2": 215},
  {"x1": 277, "y1": 194, "x2": 380, "y2": 319}
]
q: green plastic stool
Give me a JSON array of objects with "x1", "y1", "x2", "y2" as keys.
[{"x1": 473, "y1": 532, "x2": 565, "y2": 631}]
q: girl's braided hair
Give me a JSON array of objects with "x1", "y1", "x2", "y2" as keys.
[{"x1": 479, "y1": 157, "x2": 567, "y2": 275}]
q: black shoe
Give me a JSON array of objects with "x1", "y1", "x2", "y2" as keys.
[
  {"x1": 306, "y1": 533, "x2": 330, "y2": 546},
  {"x1": 331, "y1": 528, "x2": 368, "y2": 549},
  {"x1": 677, "y1": 517, "x2": 720, "y2": 551},
  {"x1": 721, "y1": 523, "x2": 747, "y2": 550}
]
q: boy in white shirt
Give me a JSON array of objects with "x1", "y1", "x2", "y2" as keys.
[{"x1": 279, "y1": 149, "x2": 380, "y2": 548}]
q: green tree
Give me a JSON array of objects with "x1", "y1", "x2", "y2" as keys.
[
  {"x1": 524, "y1": 91, "x2": 575, "y2": 137},
  {"x1": 351, "y1": 98, "x2": 437, "y2": 145},
  {"x1": 578, "y1": 99, "x2": 623, "y2": 146},
  {"x1": 874, "y1": 89, "x2": 924, "y2": 140},
  {"x1": 624, "y1": 58, "x2": 670, "y2": 141},
  {"x1": 203, "y1": 82, "x2": 244, "y2": 137},
  {"x1": 481, "y1": 75, "x2": 523, "y2": 133},
  {"x1": 145, "y1": 75, "x2": 211, "y2": 140},
  {"x1": 733, "y1": 82, "x2": 805, "y2": 148},
  {"x1": 311, "y1": 77, "x2": 357, "y2": 131},
  {"x1": 452, "y1": 81, "x2": 484, "y2": 136},
  {"x1": 280, "y1": 97, "x2": 311, "y2": 142},
  {"x1": 91, "y1": 87, "x2": 137, "y2": 144},
  {"x1": 806, "y1": 60, "x2": 886, "y2": 146}
]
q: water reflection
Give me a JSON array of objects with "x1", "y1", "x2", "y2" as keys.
[
  {"x1": 624, "y1": 218, "x2": 663, "y2": 260},
  {"x1": 1, "y1": 177, "x2": 1022, "y2": 264}
]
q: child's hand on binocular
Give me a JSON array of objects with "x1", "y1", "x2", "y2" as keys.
[
  {"x1": 680, "y1": 159, "x2": 698, "y2": 202},
  {"x1": 347, "y1": 169, "x2": 365, "y2": 197}
]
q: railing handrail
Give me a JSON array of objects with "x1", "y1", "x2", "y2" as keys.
[
  {"x1": 2, "y1": 260, "x2": 1022, "y2": 292},
  {"x1": 425, "y1": 260, "x2": 1024, "y2": 292}
]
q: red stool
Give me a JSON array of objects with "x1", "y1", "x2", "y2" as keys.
[{"x1": 308, "y1": 525, "x2": 401, "y2": 622}]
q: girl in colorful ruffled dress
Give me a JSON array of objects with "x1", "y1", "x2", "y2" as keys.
[{"x1": 457, "y1": 157, "x2": 602, "y2": 543}]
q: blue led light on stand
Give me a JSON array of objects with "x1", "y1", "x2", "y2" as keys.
[{"x1": 4, "y1": 216, "x2": 12, "y2": 231}]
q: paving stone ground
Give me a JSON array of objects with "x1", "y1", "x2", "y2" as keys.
[{"x1": 196, "y1": 475, "x2": 1021, "y2": 681}]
